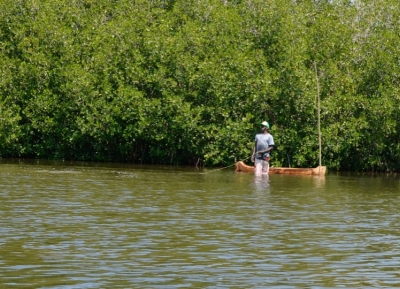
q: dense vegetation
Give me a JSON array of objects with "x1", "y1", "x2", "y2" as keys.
[{"x1": 1, "y1": 0, "x2": 399, "y2": 171}]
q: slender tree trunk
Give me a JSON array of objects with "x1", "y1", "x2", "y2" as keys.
[{"x1": 314, "y1": 62, "x2": 322, "y2": 175}]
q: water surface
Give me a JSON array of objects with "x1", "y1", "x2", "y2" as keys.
[{"x1": 1, "y1": 160, "x2": 400, "y2": 288}]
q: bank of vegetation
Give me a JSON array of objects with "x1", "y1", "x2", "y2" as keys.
[{"x1": 1, "y1": 0, "x2": 399, "y2": 171}]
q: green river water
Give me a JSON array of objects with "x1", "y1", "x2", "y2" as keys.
[{"x1": 1, "y1": 159, "x2": 400, "y2": 288}]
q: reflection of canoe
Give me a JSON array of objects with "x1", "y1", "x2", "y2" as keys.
[{"x1": 235, "y1": 161, "x2": 326, "y2": 176}]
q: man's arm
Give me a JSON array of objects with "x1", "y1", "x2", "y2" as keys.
[
  {"x1": 251, "y1": 141, "x2": 257, "y2": 162},
  {"x1": 256, "y1": 145, "x2": 274, "y2": 154}
]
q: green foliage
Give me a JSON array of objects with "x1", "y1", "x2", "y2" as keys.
[{"x1": 1, "y1": 0, "x2": 400, "y2": 171}]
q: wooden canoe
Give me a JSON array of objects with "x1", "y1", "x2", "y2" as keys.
[{"x1": 235, "y1": 161, "x2": 326, "y2": 176}]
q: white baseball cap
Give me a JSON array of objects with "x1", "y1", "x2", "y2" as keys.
[{"x1": 261, "y1": 121, "x2": 270, "y2": 129}]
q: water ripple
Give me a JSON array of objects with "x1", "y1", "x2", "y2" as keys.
[{"x1": 1, "y1": 165, "x2": 400, "y2": 288}]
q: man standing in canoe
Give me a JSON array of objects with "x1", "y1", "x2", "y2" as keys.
[{"x1": 251, "y1": 121, "x2": 275, "y2": 176}]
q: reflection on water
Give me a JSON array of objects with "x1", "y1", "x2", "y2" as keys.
[
  {"x1": 253, "y1": 175, "x2": 270, "y2": 192},
  {"x1": 1, "y1": 160, "x2": 400, "y2": 288}
]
